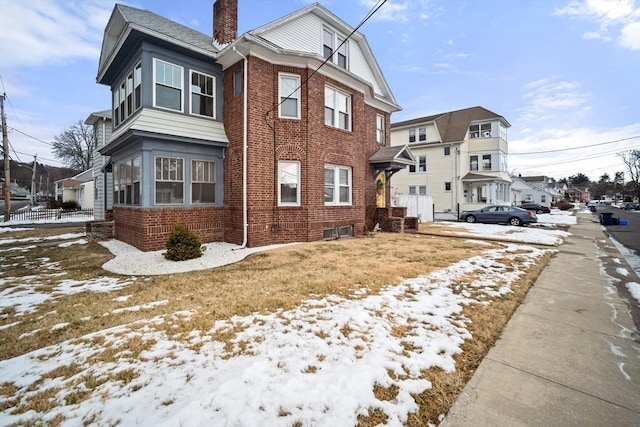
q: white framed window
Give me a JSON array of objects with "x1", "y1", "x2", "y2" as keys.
[
  {"x1": 418, "y1": 127, "x2": 426, "y2": 142},
  {"x1": 324, "y1": 165, "x2": 352, "y2": 205},
  {"x1": 279, "y1": 73, "x2": 300, "y2": 119},
  {"x1": 444, "y1": 146, "x2": 451, "y2": 156},
  {"x1": 470, "y1": 155, "x2": 479, "y2": 171},
  {"x1": 278, "y1": 161, "x2": 300, "y2": 206},
  {"x1": 409, "y1": 129, "x2": 416, "y2": 143},
  {"x1": 119, "y1": 81, "x2": 126, "y2": 122},
  {"x1": 376, "y1": 114, "x2": 385, "y2": 144},
  {"x1": 192, "y1": 159, "x2": 215, "y2": 204},
  {"x1": 408, "y1": 186, "x2": 416, "y2": 195},
  {"x1": 470, "y1": 123, "x2": 492, "y2": 138},
  {"x1": 325, "y1": 86, "x2": 351, "y2": 131},
  {"x1": 113, "y1": 89, "x2": 120, "y2": 126},
  {"x1": 323, "y1": 26, "x2": 347, "y2": 69},
  {"x1": 445, "y1": 182, "x2": 452, "y2": 192},
  {"x1": 233, "y1": 69, "x2": 242, "y2": 95},
  {"x1": 134, "y1": 62, "x2": 142, "y2": 110},
  {"x1": 482, "y1": 154, "x2": 492, "y2": 171},
  {"x1": 409, "y1": 155, "x2": 426, "y2": 173},
  {"x1": 418, "y1": 186, "x2": 427, "y2": 196},
  {"x1": 190, "y1": 71, "x2": 215, "y2": 118},
  {"x1": 154, "y1": 58, "x2": 183, "y2": 111},
  {"x1": 113, "y1": 157, "x2": 141, "y2": 205},
  {"x1": 155, "y1": 157, "x2": 184, "y2": 204}
]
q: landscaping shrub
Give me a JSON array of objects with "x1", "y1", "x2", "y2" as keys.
[
  {"x1": 60, "y1": 200, "x2": 80, "y2": 211},
  {"x1": 556, "y1": 200, "x2": 573, "y2": 211},
  {"x1": 164, "y1": 222, "x2": 204, "y2": 261},
  {"x1": 47, "y1": 198, "x2": 61, "y2": 209}
]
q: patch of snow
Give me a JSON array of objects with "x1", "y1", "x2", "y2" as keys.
[
  {"x1": 435, "y1": 222, "x2": 570, "y2": 246},
  {"x1": 626, "y1": 282, "x2": 640, "y2": 303},
  {"x1": 111, "y1": 300, "x2": 169, "y2": 314},
  {"x1": 616, "y1": 268, "x2": 629, "y2": 277},
  {"x1": 58, "y1": 239, "x2": 88, "y2": 248}
]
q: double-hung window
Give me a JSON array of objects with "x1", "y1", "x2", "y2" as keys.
[
  {"x1": 409, "y1": 129, "x2": 416, "y2": 143},
  {"x1": 190, "y1": 71, "x2": 214, "y2": 118},
  {"x1": 323, "y1": 26, "x2": 347, "y2": 69},
  {"x1": 324, "y1": 165, "x2": 351, "y2": 205},
  {"x1": 154, "y1": 59, "x2": 183, "y2": 111},
  {"x1": 112, "y1": 157, "x2": 141, "y2": 205},
  {"x1": 470, "y1": 123, "x2": 492, "y2": 138},
  {"x1": 325, "y1": 86, "x2": 351, "y2": 131},
  {"x1": 482, "y1": 154, "x2": 492, "y2": 171},
  {"x1": 134, "y1": 63, "x2": 142, "y2": 109},
  {"x1": 418, "y1": 127, "x2": 426, "y2": 142},
  {"x1": 376, "y1": 114, "x2": 385, "y2": 144},
  {"x1": 470, "y1": 155, "x2": 479, "y2": 171},
  {"x1": 444, "y1": 146, "x2": 451, "y2": 156},
  {"x1": 279, "y1": 73, "x2": 300, "y2": 119},
  {"x1": 155, "y1": 157, "x2": 184, "y2": 204},
  {"x1": 409, "y1": 155, "x2": 426, "y2": 173},
  {"x1": 192, "y1": 160, "x2": 215, "y2": 203},
  {"x1": 278, "y1": 161, "x2": 300, "y2": 206},
  {"x1": 113, "y1": 62, "x2": 142, "y2": 128}
]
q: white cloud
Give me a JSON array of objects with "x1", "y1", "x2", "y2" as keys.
[
  {"x1": 0, "y1": 0, "x2": 112, "y2": 68},
  {"x1": 360, "y1": 0, "x2": 409, "y2": 23},
  {"x1": 519, "y1": 78, "x2": 590, "y2": 122},
  {"x1": 554, "y1": 0, "x2": 640, "y2": 51}
]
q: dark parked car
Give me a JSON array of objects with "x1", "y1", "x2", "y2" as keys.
[
  {"x1": 622, "y1": 202, "x2": 638, "y2": 210},
  {"x1": 459, "y1": 205, "x2": 538, "y2": 226},
  {"x1": 520, "y1": 203, "x2": 551, "y2": 214}
]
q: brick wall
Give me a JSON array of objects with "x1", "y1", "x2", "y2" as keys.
[
  {"x1": 223, "y1": 56, "x2": 389, "y2": 247},
  {"x1": 113, "y1": 206, "x2": 225, "y2": 251}
]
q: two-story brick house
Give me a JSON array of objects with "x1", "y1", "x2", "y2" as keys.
[
  {"x1": 96, "y1": 0, "x2": 404, "y2": 251},
  {"x1": 390, "y1": 106, "x2": 511, "y2": 217}
]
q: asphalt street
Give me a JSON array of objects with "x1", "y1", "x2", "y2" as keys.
[
  {"x1": 0, "y1": 200, "x2": 30, "y2": 216},
  {"x1": 595, "y1": 205, "x2": 640, "y2": 254}
]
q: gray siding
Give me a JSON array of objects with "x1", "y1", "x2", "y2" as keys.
[{"x1": 92, "y1": 118, "x2": 113, "y2": 220}]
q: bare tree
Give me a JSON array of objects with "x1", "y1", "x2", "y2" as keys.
[
  {"x1": 52, "y1": 120, "x2": 96, "y2": 171},
  {"x1": 618, "y1": 150, "x2": 640, "y2": 199}
]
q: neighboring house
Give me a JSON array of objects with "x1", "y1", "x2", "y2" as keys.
[
  {"x1": 9, "y1": 182, "x2": 30, "y2": 199},
  {"x1": 566, "y1": 185, "x2": 591, "y2": 203},
  {"x1": 389, "y1": 106, "x2": 511, "y2": 217},
  {"x1": 518, "y1": 175, "x2": 562, "y2": 206},
  {"x1": 54, "y1": 169, "x2": 94, "y2": 208},
  {"x1": 510, "y1": 175, "x2": 551, "y2": 206},
  {"x1": 86, "y1": 110, "x2": 113, "y2": 220},
  {"x1": 96, "y1": 0, "x2": 404, "y2": 251}
]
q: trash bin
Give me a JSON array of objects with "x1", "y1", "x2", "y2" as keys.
[
  {"x1": 589, "y1": 205, "x2": 596, "y2": 213},
  {"x1": 599, "y1": 212, "x2": 613, "y2": 225}
]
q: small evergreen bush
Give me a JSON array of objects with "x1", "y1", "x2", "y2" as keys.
[
  {"x1": 60, "y1": 200, "x2": 80, "y2": 211},
  {"x1": 164, "y1": 222, "x2": 204, "y2": 261}
]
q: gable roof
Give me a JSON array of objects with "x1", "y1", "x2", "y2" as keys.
[
  {"x1": 218, "y1": 2, "x2": 400, "y2": 111},
  {"x1": 391, "y1": 106, "x2": 510, "y2": 143},
  {"x1": 85, "y1": 109, "x2": 112, "y2": 126},
  {"x1": 98, "y1": 4, "x2": 217, "y2": 83}
]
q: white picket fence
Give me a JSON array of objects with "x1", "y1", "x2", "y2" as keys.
[{"x1": 392, "y1": 194, "x2": 434, "y2": 223}]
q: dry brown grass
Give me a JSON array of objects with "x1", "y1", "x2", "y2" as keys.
[{"x1": 0, "y1": 227, "x2": 554, "y2": 425}]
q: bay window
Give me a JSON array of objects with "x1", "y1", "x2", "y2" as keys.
[
  {"x1": 155, "y1": 157, "x2": 184, "y2": 204},
  {"x1": 192, "y1": 160, "x2": 215, "y2": 203},
  {"x1": 154, "y1": 59, "x2": 183, "y2": 111},
  {"x1": 190, "y1": 71, "x2": 214, "y2": 118}
]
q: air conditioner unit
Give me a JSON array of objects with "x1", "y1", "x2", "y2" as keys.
[{"x1": 483, "y1": 131, "x2": 491, "y2": 137}]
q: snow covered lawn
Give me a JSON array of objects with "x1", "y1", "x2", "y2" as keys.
[{"x1": 0, "y1": 226, "x2": 562, "y2": 426}]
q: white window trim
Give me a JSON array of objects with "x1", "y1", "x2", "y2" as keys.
[
  {"x1": 322, "y1": 25, "x2": 348, "y2": 69},
  {"x1": 324, "y1": 164, "x2": 352, "y2": 206},
  {"x1": 409, "y1": 155, "x2": 426, "y2": 173},
  {"x1": 153, "y1": 58, "x2": 184, "y2": 113},
  {"x1": 324, "y1": 85, "x2": 351, "y2": 131},
  {"x1": 278, "y1": 161, "x2": 301, "y2": 207},
  {"x1": 376, "y1": 114, "x2": 385, "y2": 144},
  {"x1": 278, "y1": 72, "x2": 301, "y2": 120},
  {"x1": 189, "y1": 70, "x2": 216, "y2": 119},
  {"x1": 154, "y1": 156, "x2": 184, "y2": 205},
  {"x1": 191, "y1": 158, "x2": 216, "y2": 204}
]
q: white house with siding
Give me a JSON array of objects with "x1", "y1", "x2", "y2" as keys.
[{"x1": 86, "y1": 110, "x2": 113, "y2": 219}]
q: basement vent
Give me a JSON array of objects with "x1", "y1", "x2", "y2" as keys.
[{"x1": 323, "y1": 225, "x2": 353, "y2": 240}]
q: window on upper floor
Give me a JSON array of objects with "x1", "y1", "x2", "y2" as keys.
[
  {"x1": 113, "y1": 62, "x2": 142, "y2": 128},
  {"x1": 499, "y1": 123, "x2": 507, "y2": 140},
  {"x1": 155, "y1": 156, "x2": 184, "y2": 204},
  {"x1": 192, "y1": 159, "x2": 215, "y2": 204},
  {"x1": 445, "y1": 182, "x2": 451, "y2": 192},
  {"x1": 323, "y1": 26, "x2": 347, "y2": 69},
  {"x1": 444, "y1": 146, "x2": 451, "y2": 156},
  {"x1": 278, "y1": 161, "x2": 300, "y2": 206},
  {"x1": 409, "y1": 129, "x2": 416, "y2": 143},
  {"x1": 418, "y1": 127, "x2": 426, "y2": 142},
  {"x1": 154, "y1": 59, "x2": 183, "y2": 112},
  {"x1": 470, "y1": 123, "x2": 492, "y2": 138},
  {"x1": 325, "y1": 165, "x2": 352, "y2": 205},
  {"x1": 233, "y1": 69, "x2": 242, "y2": 96},
  {"x1": 325, "y1": 86, "x2": 351, "y2": 131},
  {"x1": 376, "y1": 114, "x2": 385, "y2": 144},
  {"x1": 470, "y1": 155, "x2": 479, "y2": 171},
  {"x1": 190, "y1": 71, "x2": 214, "y2": 118},
  {"x1": 409, "y1": 155, "x2": 426, "y2": 173},
  {"x1": 482, "y1": 154, "x2": 492, "y2": 171},
  {"x1": 279, "y1": 73, "x2": 300, "y2": 119}
]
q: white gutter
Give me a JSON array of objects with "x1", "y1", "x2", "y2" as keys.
[{"x1": 233, "y1": 46, "x2": 249, "y2": 249}]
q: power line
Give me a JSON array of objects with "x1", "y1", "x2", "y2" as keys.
[
  {"x1": 510, "y1": 135, "x2": 639, "y2": 155},
  {"x1": 8, "y1": 126, "x2": 54, "y2": 146},
  {"x1": 10, "y1": 148, "x2": 64, "y2": 165},
  {"x1": 512, "y1": 144, "x2": 640, "y2": 169}
]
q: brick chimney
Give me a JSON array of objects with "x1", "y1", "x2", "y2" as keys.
[{"x1": 213, "y1": 0, "x2": 238, "y2": 45}]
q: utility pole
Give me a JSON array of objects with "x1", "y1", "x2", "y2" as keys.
[
  {"x1": 30, "y1": 154, "x2": 37, "y2": 210},
  {"x1": 1, "y1": 93, "x2": 10, "y2": 222}
]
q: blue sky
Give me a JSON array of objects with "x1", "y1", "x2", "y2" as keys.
[{"x1": 1, "y1": 0, "x2": 638, "y2": 182}]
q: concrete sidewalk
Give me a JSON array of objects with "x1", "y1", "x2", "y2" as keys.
[{"x1": 441, "y1": 213, "x2": 640, "y2": 426}]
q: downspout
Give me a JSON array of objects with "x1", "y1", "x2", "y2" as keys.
[
  {"x1": 233, "y1": 46, "x2": 249, "y2": 248},
  {"x1": 102, "y1": 118, "x2": 107, "y2": 216}
]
